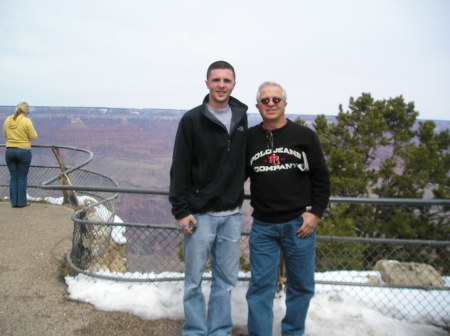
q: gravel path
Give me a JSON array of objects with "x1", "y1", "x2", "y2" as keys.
[{"x1": 0, "y1": 201, "x2": 186, "y2": 336}]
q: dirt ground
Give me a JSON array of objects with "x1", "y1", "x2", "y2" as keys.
[{"x1": 0, "y1": 201, "x2": 243, "y2": 336}]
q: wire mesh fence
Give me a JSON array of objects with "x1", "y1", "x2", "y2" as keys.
[
  {"x1": 1, "y1": 145, "x2": 449, "y2": 326},
  {"x1": 68, "y1": 202, "x2": 449, "y2": 324},
  {"x1": 0, "y1": 145, "x2": 118, "y2": 206}
]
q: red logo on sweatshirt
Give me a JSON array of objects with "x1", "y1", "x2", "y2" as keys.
[{"x1": 267, "y1": 153, "x2": 280, "y2": 165}]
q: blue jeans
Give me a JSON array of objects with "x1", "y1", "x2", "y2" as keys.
[
  {"x1": 246, "y1": 217, "x2": 316, "y2": 336},
  {"x1": 5, "y1": 147, "x2": 32, "y2": 207},
  {"x1": 182, "y1": 213, "x2": 242, "y2": 336}
]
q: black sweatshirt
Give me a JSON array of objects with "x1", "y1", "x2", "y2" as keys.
[{"x1": 247, "y1": 119, "x2": 330, "y2": 223}]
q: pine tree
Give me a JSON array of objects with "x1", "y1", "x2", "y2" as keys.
[{"x1": 296, "y1": 93, "x2": 449, "y2": 269}]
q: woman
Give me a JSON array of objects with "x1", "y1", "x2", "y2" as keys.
[{"x1": 3, "y1": 102, "x2": 38, "y2": 208}]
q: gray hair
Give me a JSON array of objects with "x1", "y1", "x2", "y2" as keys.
[{"x1": 256, "y1": 81, "x2": 287, "y2": 102}]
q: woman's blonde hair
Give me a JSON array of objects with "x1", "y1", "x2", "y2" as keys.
[{"x1": 13, "y1": 102, "x2": 30, "y2": 120}]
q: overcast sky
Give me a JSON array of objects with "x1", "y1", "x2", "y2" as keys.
[{"x1": 1, "y1": 0, "x2": 449, "y2": 120}]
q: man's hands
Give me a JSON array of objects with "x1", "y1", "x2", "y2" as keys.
[
  {"x1": 177, "y1": 212, "x2": 317, "y2": 237},
  {"x1": 296, "y1": 212, "x2": 320, "y2": 238},
  {"x1": 177, "y1": 214, "x2": 198, "y2": 235}
]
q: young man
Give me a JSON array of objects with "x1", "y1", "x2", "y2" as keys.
[
  {"x1": 246, "y1": 82, "x2": 330, "y2": 336},
  {"x1": 169, "y1": 61, "x2": 248, "y2": 336}
]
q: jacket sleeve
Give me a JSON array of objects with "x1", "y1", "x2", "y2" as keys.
[
  {"x1": 169, "y1": 115, "x2": 194, "y2": 220},
  {"x1": 308, "y1": 131, "x2": 330, "y2": 218}
]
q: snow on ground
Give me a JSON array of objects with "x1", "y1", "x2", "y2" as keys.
[{"x1": 66, "y1": 272, "x2": 449, "y2": 336}]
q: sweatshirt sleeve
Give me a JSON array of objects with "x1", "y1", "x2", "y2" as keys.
[
  {"x1": 169, "y1": 115, "x2": 194, "y2": 220},
  {"x1": 308, "y1": 131, "x2": 330, "y2": 218},
  {"x1": 3, "y1": 118, "x2": 7, "y2": 139},
  {"x1": 26, "y1": 118, "x2": 38, "y2": 141}
]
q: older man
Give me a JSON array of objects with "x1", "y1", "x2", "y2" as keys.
[{"x1": 246, "y1": 81, "x2": 330, "y2": 336}]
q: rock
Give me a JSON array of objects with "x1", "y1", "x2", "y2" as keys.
[{"x1": 374, "y1": 260, "x2": 444, "y2": 287}]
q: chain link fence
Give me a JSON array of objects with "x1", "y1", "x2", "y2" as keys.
[
  {"x1": 1, "y1": 145, "x2": 449, "y2": 326},
  {"x1": 0, "y1": 145, "x2": 118, "y2": 204}
]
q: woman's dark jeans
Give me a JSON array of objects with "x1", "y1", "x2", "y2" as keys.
[{"x1": 5, "y1": 147, "x2": 32, "y2": 207}]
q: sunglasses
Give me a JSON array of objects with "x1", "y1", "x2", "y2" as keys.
[{"x1": 260, "y1": 97, "x2": 283, "y2": 105}]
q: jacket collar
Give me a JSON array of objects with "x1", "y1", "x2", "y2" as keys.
[{"x1": 201, "y1": 94, "x2": 248, "y2": 131}]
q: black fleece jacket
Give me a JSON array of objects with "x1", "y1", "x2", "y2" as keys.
[
  {"x1": 169, "y1": 95, "x2": 248, "y2": 220},
  {"x1": 247, "y1": 119, "x2": 330, "y2": 223}
]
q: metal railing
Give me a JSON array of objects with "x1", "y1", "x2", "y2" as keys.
[{"x1": 1, "y1": 144, "x2": 449, "y2": 326}]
